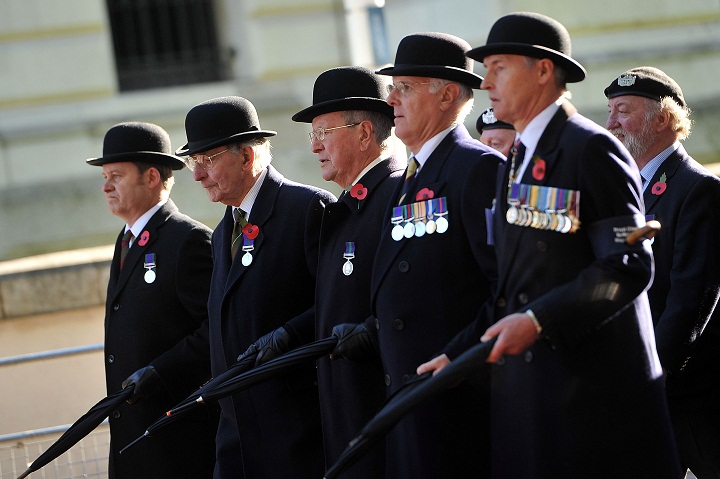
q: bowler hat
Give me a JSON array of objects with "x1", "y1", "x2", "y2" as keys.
[
  {"x1": 292, "y1": 66, "x2": 394, "y2": 123},
  {"x1": 476, "y1": 107, "x2": 514, "y2": 133},
  {"x1": 376, "y1": 32, "x2": 483, "y2": 88},
  {"x1": 466, "y1": 12, "x2": 586, "y2": 83},
  {"x1": 86, "y1": 122, "x2": 185, "y2": 170},
  {"x1": 176, "y1": 96, "x2": 277, "y2": 156},
  {"x1": 604, "y1": 66, "x2": 686, "y2": 108}
]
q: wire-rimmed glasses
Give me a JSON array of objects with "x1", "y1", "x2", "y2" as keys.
[
  {"x1": 308, "y1": 123, "x2": 361, "y2": 143},
  {"x1": 184, "y1": 148, "x2": 229, "y2": 171}
]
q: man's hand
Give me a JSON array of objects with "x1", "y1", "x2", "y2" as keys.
[
  {"x1": 481, "y1": 312, "x2": 539, "y2": 363},
  {"x1": 237, "y1": 327, "x2": 291, "y2": 366},
  {"x1": 416, "y1": 354, "x2": 451, "y2": 376},
  {"x1": 122, "y1": 365, "x2": 161, "y2": 405},
  {"x1": 331, "y1": 322, "x2": 379, "y2": 361}
]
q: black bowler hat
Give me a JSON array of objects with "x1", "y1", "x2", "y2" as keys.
[
  {"x1": 86, "y1": 122, "x2": 185, "y2": 170},
  {"x1": 604, "y1": 66, "x2": 686, "y2": 108},
  {"x1": 466, "y1": 12, "x2": 586, "y2": 83},
  {"x1": 476, "y1": 107, "x2": 514, "y2": 133},
  {"x1": 376, "y1": 32, "x2": 483, "y2": 88},
  {"x1": 176, "y1": 96, "x2": 277, "y2": 156},
  {"x1": 292, "y1": 66, "x2": 394, "y2": 123}
]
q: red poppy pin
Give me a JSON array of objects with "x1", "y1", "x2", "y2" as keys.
[
  {"x1": 651, "y1": 172, "x2": 667, "y2": 196},
  {"x1": 242, "y1": 223, "x2": 260, "y2": 240},
  {"x1": 532, "y1": 157, "x2": 546, "y2": 181},
  {"x1": 137, "y1": 230, "x2": 150, "y2": 246},
  {"x1": 350, "y1": 183, "x2": 368, "y2": 200},
  {"x1": 416, "y1": 187, "x2": 434, "y2": 201}
]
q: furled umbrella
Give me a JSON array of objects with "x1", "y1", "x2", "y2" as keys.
[
  {"x1": 119, "y1": 352, "x2": 259, "y2": 454},
  {"x1": 324, "y1": 337, "x2": 497, "y2": 479},
  {"x1": 16, "y1": 385, "x2": 134, "y2": 479},
  {"x1": 120, "y1": 336, "x2": 338, "y2": 454}
]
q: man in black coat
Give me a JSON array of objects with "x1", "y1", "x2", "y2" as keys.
[
  {"x1": 87, "y1": 122, "x2": 216, "y2": 478},
  {"x1": 177, "y1": 96, "x2": 334, "y2": 479},
  {"x1": 606, "y1": 66, "x2": 720, "y2": 478},
  {"x1": 436, "y1": 12, "x2": 680, "y2": 478},
  {"x1": 333, "y1": 33, "x2": 503, "y2": 479}
]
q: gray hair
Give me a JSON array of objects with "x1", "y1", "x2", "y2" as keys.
[{"x1": 342, "y1": 110, "x2": 394, "y2": 149}]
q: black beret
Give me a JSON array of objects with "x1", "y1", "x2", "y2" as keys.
[
  {"x1": 604, "y1": 66, "x2": 686, "y2": 108},
  {"x1": 476, "y1": 107, "x2": 514, "y2": 133}
]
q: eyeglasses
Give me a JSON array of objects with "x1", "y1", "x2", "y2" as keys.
[
  {"x1": 387, "y1": 80, "x2": 436, "y2": 95},
  {"x1": 309, "y1": 123, "x2": 361, "y2": 142},
  {"x1": 184, "y1": 148, "x2": 229, "y2": 171}
]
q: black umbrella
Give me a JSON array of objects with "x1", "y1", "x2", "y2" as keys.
[
  {"x1": 16, "y1": 386, "x2": 134, "y2": 479},
  {"x1": 120, "y1": 337, "x2": 338, "y2": 454},
  {"x1": 119, "y1": 352, "x2": 259, "y2": 454},
  {"x1": 324, "y1": 337, "x2": 497, "y2": 479}
]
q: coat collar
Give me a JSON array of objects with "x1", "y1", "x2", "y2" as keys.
[{"x1": 643, "y1": 144, "x2": 686, "y2": 213}]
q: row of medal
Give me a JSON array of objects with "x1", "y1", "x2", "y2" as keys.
[
  {"x1": 506, "y1": 183, "x2": 581, "y2": 233},
  {"x1": 391, "y1": 197, "x2": 449, "y2": 241}
]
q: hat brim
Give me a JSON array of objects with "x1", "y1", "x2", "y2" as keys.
[
  {"x1": 176, "y1": 130, "x2": 277, "y2": 157},
  {"x1": 466, "y1": 43, "x2": 586, "y2": 83},
  {"x1": 292, "y1": 98, "x2": 394, "y2": 123},
  {"x1": 375, "y1": 64, "x2": 483, "y2": 89},
  {"x1": 86, "y1": 151, "x2": 186, "y2": 170}
]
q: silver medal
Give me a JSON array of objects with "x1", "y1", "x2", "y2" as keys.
[
  {"x1": 506, "y1": 205, "x2": 519, "y2": 224},
  {"x1": 144, "y1": 269, "x2": 156, "y2": 284},
  {"x1": 242, "y1": 252, "x2": 253, "y2": 266},
  {"x1": 436, "y1": 216, "x2": 448, "y2": 234},
  {"x1": 414, "y1": 221, "x2": 426, "y2": 237},
  {"x1": 403, "y1": 222, "x2": 415, "y2": 238},
  {"x1": 392, "y1": 224, "x2": 404, "y2": 241},
  {"x1": 342, "y1": 260, "x2": 353, "y2": 276}
]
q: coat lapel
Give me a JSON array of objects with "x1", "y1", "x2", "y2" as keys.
[{"x1": 643, "y1": 146, "x2": 684, "y2": 214}]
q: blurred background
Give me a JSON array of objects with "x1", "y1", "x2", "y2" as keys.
[{"x1": 0, "y1": 0, "x2": 718, "y2": 477}]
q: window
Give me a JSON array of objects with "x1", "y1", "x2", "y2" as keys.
[{"x1": 106, "y1": 0, "x2": 227, "y2": 91}]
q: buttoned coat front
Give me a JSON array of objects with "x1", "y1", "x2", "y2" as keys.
[
  {"x1": 104, "y1": 199, "x2": 217, "y2": 479},
  {"x1": 208, "y1": 165, "x2": 334, "y2": 479},
  {"x1": 489, "y1": 102, "x2": 681, "y2": 479},
  {"x1": 315, "y1": 156, "x2": 404, "y2": 478},
  {"x1": 370, "y1": 124, "x2": 502, "y2": 479}
]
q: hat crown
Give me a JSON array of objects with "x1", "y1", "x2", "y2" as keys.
[
  {"x1": 393, "y1": 32, "x2": 473, "y2": 72},
  {"x1": 185, "y1": 96, "x2": 263, "y2": 144},
  {"x1": 312, "y1": 66, "x2": 387, "y2": 105},
  {"x1": 103, "y1": 122, "x2": 172, "y2": 157},
  {"x1": 487, "y1": 12, "x2": 572, "y2": 57}
]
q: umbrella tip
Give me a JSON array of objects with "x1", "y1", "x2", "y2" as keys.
[
  {"x1": 16, "y1": 469, "x2": 31, "y2": 479},
  {"x1": 118, "y1": 431, "x2": 148, "y2": 455}
]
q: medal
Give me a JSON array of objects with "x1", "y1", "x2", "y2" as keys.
[
  {"x1": 391, "y1": 206, "x2": 404, "y2": 241},
  {"x1": 241, "y1": 236, "x2": 254, "y2": 266},
  {"x1": 403, "y1": 204, "x2": 415, "y2": 238},
  {"x1": 506, "y1": 204, "x2": 519, "y2": 224},
  {"x1": 403, "y1": 222, "x2": 415, "y2": 238},
  {"x1": 143, "y1": 253, "x2": 156, "y2": 284},
  {"x1": 436, "y1": 216, "x2": 448, "y2": 234},
  {"x1": 414, "y1": 221, "x2": 426, "y2": 237},
  {"x1": 426, "y1": 220, "x2": 436, "y2": 234},
  {"x1": 425, "y1": 199, "x2": 436, "y2": 234},
  {"x1": 434, "y1": 197, "x2": 449, "y2": 234},
  {"x1": 414, "y1": 202, "x2": 426, "y2": 237},
  {"x1": 342, "y1": 242, "x2": 355, "y2": 276}
]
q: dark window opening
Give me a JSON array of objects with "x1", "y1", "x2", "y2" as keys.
[{"x1": 106, "y1": 0, "x2": 228, "y2": 91}]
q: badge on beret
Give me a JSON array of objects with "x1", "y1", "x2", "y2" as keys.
[
  {"x1": 618, "y1": 74, "x2": 636, "y2": 87},
  {"x1": 482, "y1": 109, "x2": 498, "y2": 125}
]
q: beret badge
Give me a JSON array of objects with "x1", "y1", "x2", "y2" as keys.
[{"x1": 618, "y1": 74, "x2": 637, "y2": 87}]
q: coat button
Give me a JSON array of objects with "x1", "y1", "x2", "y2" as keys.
[
  {"x1": 402, "y1": 374, "x2": 412, "y2": 384},
  {"x1": 107, "y1": 355, "x2": 115, "y2": 364},
  {"x1": 496, "y1": 297, "x2": 506, "y2": 308},
  {"x1": 524, "y1": 351, "x2": 534, "y2": 363},
  {"x1": 113, "y1": 303, "x2": 120, "y2": 311},
  {"x1": 536, "y1": 241, "x2": 547, "y2": 252},
  {"x1": 112, "y1": 410, "x2": 121, "y2": 419},
  {"x1": 375, "y1": 318, "x2": 380, "y2": 330},
  {"x1": 518, "y1": 293, "x2": 529, "y2": 305},
  {"x1": 496, "y1": 356, "x2": 506, "y2": 366},
  {"x1": 393, "y1": 319, "x2": 405, "y2": 331},
  {"x1": 384, "y1": 374, "x2": 391, "y2": 386},
  {"x1": 398, "y1": 261, "x2": 410, "y2": 273}
]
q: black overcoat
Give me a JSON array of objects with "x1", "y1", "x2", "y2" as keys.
[
  {"x1": 315, "y1": 156, "x2": 404, "y2": 478},
  {"x1": 370, "y1": 125, "x2": 503, "y2": 479},
  {"x1": 489, "y1": 102, "x2": 681, "y2": 478},
  {"x1": 208, "y1": 165, "x2": 334, "y2": 479},
  {"x1": 104, "y1": 199, "x2": 217, "y2": 479}
]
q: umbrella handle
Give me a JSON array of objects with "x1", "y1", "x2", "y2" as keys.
[{"x1": 626, "y1": 220, "x2": 661, "y2": 245}]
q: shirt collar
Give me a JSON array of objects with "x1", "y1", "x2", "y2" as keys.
[
  {"x1": 126, "y1": 198, "x2": 168, "y2": 240},
  {"x1": 514, "y1": 97, "x2": 564, "y2": 182},
  {"x1": 640, "y1": 142, "x2": 680, "y2": 191},
  {"x1": 235, "y1": 167, "x2": 268, "y2": 221},
  {"x1": 411, "y1": 124, "x2": 456, "y2": 172},
  {"x1": 350, "y1": 155, "x2": 384, "y2": 187}
]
